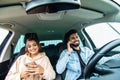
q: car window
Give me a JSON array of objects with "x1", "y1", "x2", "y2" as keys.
[
  {"x1": 0, "y1": 28, "x2": 9, "y2": 46},
  {"x1": 84, "y1": 22, "x2": 120, "y2": 49},
  {"x1": 40, "y1": 40, "x2": 62, "y2": 46},
  {"x1": 14, "y1": 35, "x2": 25, "y2": 54},
  {"x1": 0, "y1": 28, "x2": 10, "y2": 56},
  {"x1": 113, "y1": 0, "x2": 120, "y2": 5},
  {"x1": 0, "y1": 28, "x2": 13, "y2": 62},
  {"x1": 108, "y1": 22, "x2": 120, "y2": 33},
  {"x1": 14, "y1": 35, "x2": 62, "y2": 54}
]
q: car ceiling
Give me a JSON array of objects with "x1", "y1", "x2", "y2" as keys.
[{"x1": 0, "y1": 0, "x2": 120, "y2": 41}]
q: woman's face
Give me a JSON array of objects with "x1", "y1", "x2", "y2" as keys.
[{"x1": 26, "y1": 40, "x2": 39, "y2": 56}]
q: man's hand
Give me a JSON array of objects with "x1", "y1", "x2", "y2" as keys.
[{"x1": 67, "y1": 41, "x2": 73, "y2": 53}]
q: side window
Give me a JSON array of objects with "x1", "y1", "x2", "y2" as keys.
[
  {"x1": 14, "y1": 35, "x2": 25, "y2": 54},
  {"x1": 0, "y1": 28, "x2": 9, "y2": 46},
  {"x1": 0, "y1": 28, "x2": 13, "y2": 61},
  {"x1": 83, "y1": 22, "x2": 120, "y2": 49}
]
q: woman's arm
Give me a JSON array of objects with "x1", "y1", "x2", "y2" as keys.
[
  {"x1": 5, "y1": 57, "x2": 21, "y2": 80},
  {"x1": 42, "y1": 56, "x2": 56, "y2": 80}
]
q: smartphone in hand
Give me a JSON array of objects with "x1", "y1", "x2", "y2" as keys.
[
  {"x1": 67, "y1": 41, "x2": 74, "y2": 53},
  {"x1": 70, "y1": 44, "x2": 74, "y2": 48}
]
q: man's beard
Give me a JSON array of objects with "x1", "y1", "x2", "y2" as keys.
[{"x1": 70, "y1": 43, "x2": 79, "y2": 47}]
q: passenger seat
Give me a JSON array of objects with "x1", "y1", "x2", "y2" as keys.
[{"x1": 43, "y1": 44, "x2": 58, "y2": 70}]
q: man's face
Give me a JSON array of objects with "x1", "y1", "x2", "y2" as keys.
[{"x1": 69, "y1": 33, "x2": 80, "y2": 47}]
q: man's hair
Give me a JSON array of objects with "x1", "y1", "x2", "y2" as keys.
[{"x1": 63, "y1": 29, "x2": 77, "y2": 44}]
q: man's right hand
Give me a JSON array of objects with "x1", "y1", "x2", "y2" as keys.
[{"x1": 67, "y1": 41, "x2": 73, "y2": 54}]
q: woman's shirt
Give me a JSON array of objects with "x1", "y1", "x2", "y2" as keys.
[{"x1": 5, "y1": 52, "x2": 56, "y2": 80}]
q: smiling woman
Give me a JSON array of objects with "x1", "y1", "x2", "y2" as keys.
[{"x1": 5, "y1": 33, "x2": 56, "y2": 80}]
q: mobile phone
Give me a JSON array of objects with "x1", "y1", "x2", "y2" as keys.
[
  {"x1": 70, "y1": 44, "x2": 74, "y2": 48},
  {"x1": 25, "y1": 63, "x2": 30, "y2": 67},
  {"x1": 25, "y1": 62, "x2": 34, "y2": 67}
]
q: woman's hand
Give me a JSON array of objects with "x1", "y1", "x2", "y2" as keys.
[
  {"x1": 21, "y1": 62, "x2": 44, "y2": 79},
  {"x1": 26, "y1": 62, "x2": 44, "y2": 75},
  {"x1": 20, "y1": 69, "x2": 30, "y2": 79}
]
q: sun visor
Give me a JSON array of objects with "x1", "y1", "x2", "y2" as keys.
[
  {"x1": 25, "y1": 0, "x2": 81, "y2": 14},
  {"x1": 0, "y1": 5, "x2": 27, "y2": 19}
]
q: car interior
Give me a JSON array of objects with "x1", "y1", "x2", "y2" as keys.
[{"x1": 0, "y1": 0, "x2": 120, "y2": 80}]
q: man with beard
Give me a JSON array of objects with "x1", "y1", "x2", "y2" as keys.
[{"x1": 56, "y1": 29, "x2": 94, "y2": 80}]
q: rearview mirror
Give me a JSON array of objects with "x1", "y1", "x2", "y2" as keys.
[{"x1": 26, "y1": 0, "x2": 81, "y2": 14}]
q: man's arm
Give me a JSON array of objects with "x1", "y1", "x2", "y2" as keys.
[{"x1": 56, "y1": 50, "x2": 70, "y2": 74}]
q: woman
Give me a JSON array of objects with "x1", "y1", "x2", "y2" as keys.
[{"x1": 5, "y1": 33, "x2": 56, "y2": 80}]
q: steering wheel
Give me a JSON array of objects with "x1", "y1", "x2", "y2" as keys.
[{"x1": 84, "y1": 39, "x2": 120, "y2": 78}]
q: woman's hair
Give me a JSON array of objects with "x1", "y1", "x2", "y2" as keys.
[
  {"x1": 24, "y1": 33, "x2": 43, "y2": 52},
  {"x1": 63, "y1": 29, "x2": 77, "y2": 44},
  {"x1": 24, "y1": 33, "x2": 39, "y2": 44}
]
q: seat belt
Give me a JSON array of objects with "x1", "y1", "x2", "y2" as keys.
[
  {"x1": 8, "y1": 43, "x2": 15, "y2": 68},
  {"x1": 61, "y1": 49, "x2": 86, "y2": 80},
  {"x1": 76, "y1": 50, "x2": 86, "y2": 79}
]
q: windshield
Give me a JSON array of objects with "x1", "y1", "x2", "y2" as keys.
[
  {"x1": 85, "y1": 22, "x2": 120, "y2": 48},
  {"x1": 113, "y1": 0, "x2": 120, "y2": 5},
  {"x1": 108, "y1": 22, "x2": 120, "y2": 34}
]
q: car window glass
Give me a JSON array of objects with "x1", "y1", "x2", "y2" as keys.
[
  {"x1": 14, "y1": 35, "x2": 25, "y2": 54},
  {"x1": 108, "y1": 22, "x2": 120, "y2": 33},
  {"x1": 85, "y1": 22, "x2": 120, "y2": 48},
  {"x1": 40, "y1": 40, "x2": 62, "y2": 46},
  {"x1": 14, "y1": 35, "x2": 62, "y2": 54},
  {"x1": 113, "y1": 0, "x2": 120, "y2": 5},
  {"x1": 0, "y1": 28, "x2": 9, "y2": 46}
]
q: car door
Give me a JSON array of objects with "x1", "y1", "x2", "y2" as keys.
[{"x1": 0, "y1": 28, "x2": 14, "y2": 80}]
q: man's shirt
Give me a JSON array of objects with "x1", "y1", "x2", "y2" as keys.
[{"x1": 56, "y1": 47, "x2": 94, "y2": 80}]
